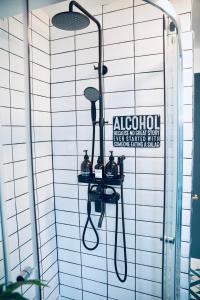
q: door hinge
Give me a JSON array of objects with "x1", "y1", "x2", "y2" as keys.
[{"x1": 160, "y1": 236, "x2": 175, "y2": 244}]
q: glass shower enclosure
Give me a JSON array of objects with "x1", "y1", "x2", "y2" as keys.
[
  {"x1": 0, "y1": 0, "x2": 184, "y2": 299},
  {"x1": 163, "y1": 19, "x2": 183, "y2": 300},
  {"x1": 0, "y1": 0, "x2": 40, "y2": 298},
  {"x1": 145, "y1": 1, "x2": 183, "y2": 299}
]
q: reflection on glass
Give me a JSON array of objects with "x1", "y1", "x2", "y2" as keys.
[{"x1": 0, "y1": 1, "x2": 39, "y2": 298}]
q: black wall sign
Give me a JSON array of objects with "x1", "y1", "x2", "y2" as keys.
[{"x1": 113, "y1": 115, "x2": 160, "y2": 148}]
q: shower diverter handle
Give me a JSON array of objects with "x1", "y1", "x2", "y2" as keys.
[{"x1": 93, "y1": 64, "x2": 108, "y2": 75}]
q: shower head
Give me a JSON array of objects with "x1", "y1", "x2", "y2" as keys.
[
  {"x1": 52, "y1": 11, "x2": 90, "y2": 31},
  {"x1": 84, "y1": 87, "x2": 100, "y2": 102},
  {"x1": 84, "y1": 87, "x2": 100, "y2": 123}
]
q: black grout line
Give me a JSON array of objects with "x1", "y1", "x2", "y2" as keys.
[
  {"x1": 50, "y1": 28, "x2": 192, "y2": 55},
  {"x1": 30, "y1": 43, "x2": 50, "y2": 56},
  {"x1": 0, "y1": 46, "x2": 24, "y2": 59},
  {"x1": 58, "y1": 244, "x2": 162, "y2": 255},
  {"x1": 57, "y1": 233, "x2": 162, "y2": 246},
  {"x1": 31, "y1": 12, "x2": 49, "y2": 27},
  {"x1": 49, "y1": 12, "x2": 177, "y2": 43},
  {"x1": 50, "y1": 52, "x2": 165, "y2": 70},
  {"x1": 50, "y1": 70, "x2": 163, "y2": 85},
  {"x1": 59, "y1": 280, "x2": 162, "y2": 299},
  {"x1": 40, "y1": 246, "x2": 57, "y2": 263},
  {"x1": 60, "y1": 269, "x2": 163, "y2": 286},
  {"x1": 31, "y1": 27, "x2": 49, "y2": 42}
]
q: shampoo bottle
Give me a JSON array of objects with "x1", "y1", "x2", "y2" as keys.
[
  {"x1": 95, "y1": 156, "x2": 103, "y2": 179},
  {"x1": 81, "y1": 150, "x2": 92, "y2": 177},
  {"x1": 105, "y1": 151, "x2": 118, "y2": 178}
]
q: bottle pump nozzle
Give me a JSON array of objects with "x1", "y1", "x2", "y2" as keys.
[
  {"x1": 109, "y1": 151, "x2": 114, "y2": 160},
  {"x1": 84, "y1": 150, "x2": 89, "y2": 160}
]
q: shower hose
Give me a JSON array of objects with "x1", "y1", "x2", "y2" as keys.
[{"x1": 82, "y1": 124, "x2": 127, "y2": 282}]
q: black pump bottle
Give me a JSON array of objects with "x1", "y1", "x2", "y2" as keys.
[
  {"x1": 105, "y1": 151, "x2": 118, "y2": 178},
  {"x1": 81, "y1": 150, "x2": 92, "y2": 177},
  {"x1": 94, "y1": 156, "x2": 103, "y2": 179}
]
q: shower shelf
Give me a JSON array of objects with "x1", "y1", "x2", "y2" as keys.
[{"x1": 78, "y1": 174, "x2": 124, "y2": 186}]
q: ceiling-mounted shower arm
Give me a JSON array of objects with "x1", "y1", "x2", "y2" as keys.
[{"x1": 69, "y1": 0, "x2": 104, "y2": 163}]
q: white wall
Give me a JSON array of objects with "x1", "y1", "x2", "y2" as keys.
[
  {"x1": 30, "y1": 9, "x2": 60, "y2": 300},
  {"x1": 0, "y1": 0, "x2": 193, "y2": 299},
  {"x1": 50, "y1": 0, "x2": 193, "y2": 299}
]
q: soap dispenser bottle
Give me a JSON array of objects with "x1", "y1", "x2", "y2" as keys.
[
  {"x1": 105, "y1": 151, "x2": 118, "y2": 178},
  {"x1": 81, "y1": 150, "x2": 92, "y2": 177},
  {"x1": 95, "y1": 156, "x2": 103, "y2": 179}
]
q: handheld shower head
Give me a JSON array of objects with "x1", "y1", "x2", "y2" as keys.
[
  {"x1": 52, "y1": 11, "x2": 90, "y2": 31},
  {"x1": 84, "y1": 87, "x2": 100, "y2": 102},
  {"x1": 84, "y1": 87, "x2": 100, "y2": 123}
]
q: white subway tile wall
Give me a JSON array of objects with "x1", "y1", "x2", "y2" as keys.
[
  {"x1": 0, "y1": 0, "x2": 193, "y2": 299},
  {"x1": 50, "y1": 0, "x2": 192, "y2": 300},
  {"x1": 0, "y1": 15, "x2": 36, "y2": 299},
  {"x1": 30, "y1": 10, "x2": 59, "y2": 300}
]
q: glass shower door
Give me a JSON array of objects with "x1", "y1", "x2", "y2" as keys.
[
  {"x1": 162, "y1": 17, "x2": 183, "y2": 300},
  {"x1": 144, "y1": 2, "x2": 183, "y2": 298},
  {"x1": 0, "y1": 1, "x2": 40, "y2": 299}
]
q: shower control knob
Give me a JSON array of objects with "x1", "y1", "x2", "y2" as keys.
[
  {"x1": 102, "y1": 65, "x2": 108, "y2": 75},
  {"x1": 93, "y1": 64, "x2": 108, "y2": 75}
]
